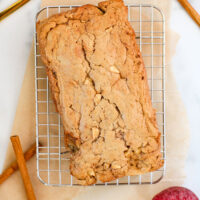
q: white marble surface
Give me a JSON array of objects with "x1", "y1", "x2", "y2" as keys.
[
  {"x1": 171, "y1": 0, "x2": 200, "y2": 196},
  {"x1": 0, "y1": 0, "x2": 41, "y2": 171},
  {"x1": 0, "y1": 0, "x2": 200, "y2": 197}
]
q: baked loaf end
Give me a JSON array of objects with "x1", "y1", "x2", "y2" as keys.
[{"x1": 37, "y1": 0, "x2": 163, "y2": 185}]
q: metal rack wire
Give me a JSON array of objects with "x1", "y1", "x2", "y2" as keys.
[{"x1": 34, "y1": 4, "x2": 166, "y2": 186}]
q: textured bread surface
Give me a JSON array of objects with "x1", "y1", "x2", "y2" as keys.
[{"x1": 37, "y1": 0, "x2": 163, "y2": 185}]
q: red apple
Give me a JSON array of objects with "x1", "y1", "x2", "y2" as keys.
[{"x1": 153, "y1": 186, "x2": 199, "y2": 200}]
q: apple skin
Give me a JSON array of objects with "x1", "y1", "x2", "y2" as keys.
[{"x1": 152, "y1": 186, "x2": 199, "y2": 200}]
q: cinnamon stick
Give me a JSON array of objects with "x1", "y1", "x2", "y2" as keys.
[
  {"x1": 0, "y1": 142, "x2": 38, "y2": 185},
  {"x1": 177, "y1": 0, "x2": 200, "y2": 26},
  {"x1": 10, "y1": 135, "x2": 36, "y2": 200}
]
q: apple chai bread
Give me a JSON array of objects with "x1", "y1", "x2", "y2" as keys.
[{"x1": 37, "y1": 0, "x2": 163, "y2": 185}]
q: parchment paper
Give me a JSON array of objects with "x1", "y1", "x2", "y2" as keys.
[{"x1": 0, "y1": 0, "x2": 190, "y2": 199}]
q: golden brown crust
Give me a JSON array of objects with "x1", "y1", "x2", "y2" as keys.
[{"x1": 37, "y1": 0, "x2": 163, "y2": 185}]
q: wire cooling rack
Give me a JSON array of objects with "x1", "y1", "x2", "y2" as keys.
[{"x1": 34, "y1": 4, "x2": 166, "y2": 186}]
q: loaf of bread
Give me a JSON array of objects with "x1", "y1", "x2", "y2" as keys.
[{"x1": 37, "y1": 0, "x2": 163, "y2": 185}]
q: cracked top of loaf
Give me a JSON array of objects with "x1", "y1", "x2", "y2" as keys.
[{"x1": 37, "y1": 0, "x2": 163, "y2": 185}]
